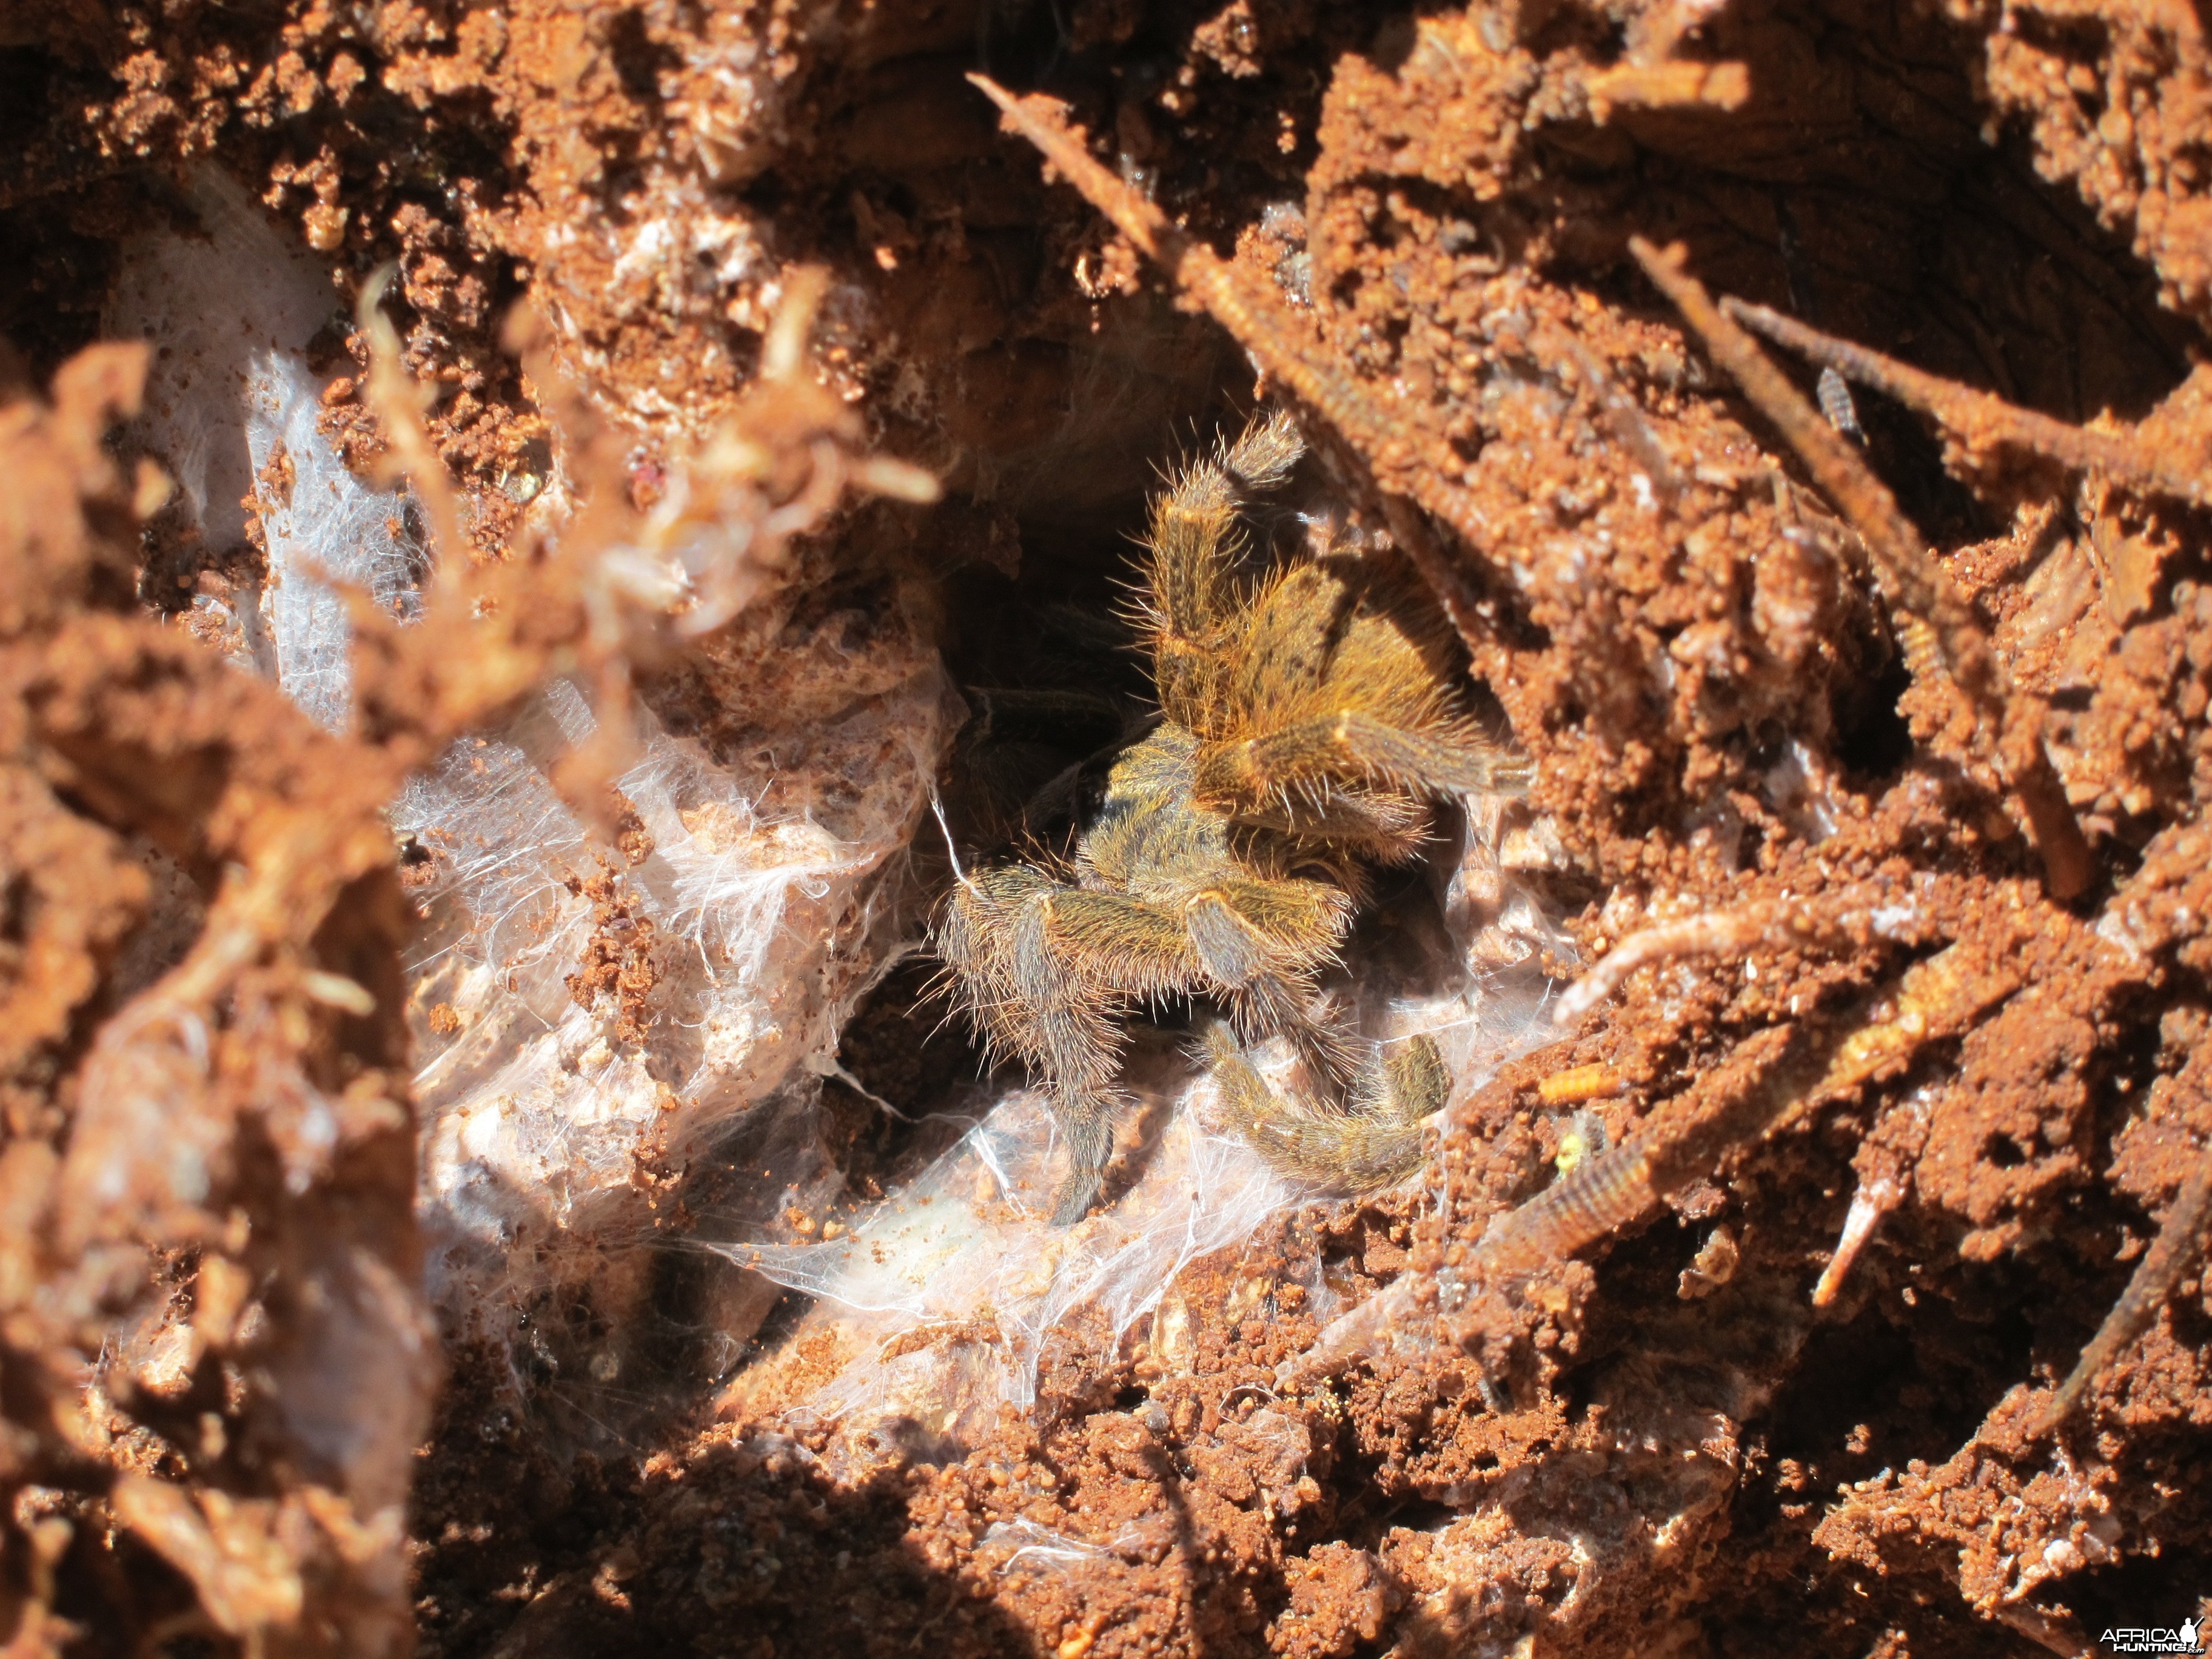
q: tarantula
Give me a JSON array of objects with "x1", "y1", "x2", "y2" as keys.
[{"x1": 936, "y1": 411, "x2": 1532, "y2": 1222}]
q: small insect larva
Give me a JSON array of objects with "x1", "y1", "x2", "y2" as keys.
[{"x1": 1536, "y1": 1063, "x2": 1625, "y2": 1108}]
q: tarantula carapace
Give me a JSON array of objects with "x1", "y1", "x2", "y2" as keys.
[{"x1": 937, "y1": 411, "x2": 1532, "y2": 1222}]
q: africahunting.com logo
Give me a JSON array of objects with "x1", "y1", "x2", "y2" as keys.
[{"x1": 2101, "y1": 1617, "x2": 2203, "y2": 1655}]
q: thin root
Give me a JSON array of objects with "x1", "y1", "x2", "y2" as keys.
[
  {"x1": 1461, "y1": 939, "x2": 2009, "y2": 1313},
  {"x1": 2034, "y1": 1129, "x2": 2212, "y2": 1435},
  {"x1": 1811, "y1": 1170, "x2": 1900, "y2": 1308},
  {"x1": 1628, "y1": 239, "x2": 2091, "y2": 902},
  {"x1": 358, "y1": 266, "x2": 465, "y2": 568},
  {"x1": 1721, "y1": 296, "x2": 2207, "y2": 509},
  {"x1": 1553, "y1": 905, "x2": 1786, "y2": 1030},
  {"x1": 968, "y1": 75, "x2": 1507, "y2": 659},
  {"x1": 1551, "y1": 880, "x2": 1936, "y2": 1031}
]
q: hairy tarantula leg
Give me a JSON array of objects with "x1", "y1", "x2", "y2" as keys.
[
  {"x1": 1366, "y1": 1033, "x2": 1453, "y2": 1124},
  {"x1": 1022, "y1": 888, "x2": 1207, "y2": 998},
  {"x1": 1629, "y1": 238, "x2": 2092, "y2": 902},
  {"x1": 1195, "y1": 709, "x2": 1533, "y2": 812},
  {"x1": 1239, "y1": 973, "x2": 1364, "y2": 1091},
  {"x1": 1184, "y1": 891, "x2": 1290, "y2": 988},
  {"x1": 1048, "y1": 1107, "x2": 1121, "y2": 1227},
  {"x1": 935, "y1": 867, "x2": 1036, "y2": 1028},
  {"x1": 1204, "y1": 1025, "x2": 1445, "y2": 1190},
  {"x1": 1150, "y1": 411, "x2": 1305, "y2": 634},
  {"x1": 967, "y1": 74, "x2": 1513, "y2": 651},
  {"x1": 939, "y1": 868, "x2": 1199, "y2": 1224},
  {"x1": 1719, "y1": 297, "x2": 2207, "y2": 508},
  {"x1": 1145, "y1": 411, "x2": 1306, "y2": 720},
  {"x1": 1182, "y1": 885, "x2": 1359, "y2": 1084},
  {"x1": 1002, "y1": 889, "x2": 1205, "y2": 1223}
]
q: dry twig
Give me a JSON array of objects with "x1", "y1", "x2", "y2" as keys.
[
  {"x1": 1629, "y1": 238, "x2": 2092, "y2": 900},
  {"x1": 967, "y1": 75, "x2": 1503, "y2": 657},
  {"x1": 2034, "y1": 1057, "x2": 2212, "y2": 1435},
  {"x1": 1721, "y1": 296, "x2": 2207, "y2": 508}
]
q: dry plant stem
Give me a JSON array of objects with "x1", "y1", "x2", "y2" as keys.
[
  {"x1": 1289, "y1": 942, "x2": 2015, "y2": 1381},
  {"x1": 1558, "y1": 334, "x2": 1681, "y2": 498},
  {"x1": 1720, "y1": 296, "x2": 2206, "y2": 508},
  {"x1": 1811, "y1": 1171, "x2": 1900, "y2": 1307},
  {"x1": 2036, "y1": 1093, "x2": 2212, "y2": 1433},
  {"x1": 968, "y1": 77, "x2": 1504, "y2": 621},
  {"x1": 1495, "y1": 312, "x2": 1681, "y2": 499},
  {"x1": 1629, "y1": 238, "x2": 2092, "y2": 901},
  {"x1": 1465, "y1": 939, "x2": 2011, "y2": 1298},
  {"x1": 1551, "y1": 905, "x2": 1778, "y2": 1028}
]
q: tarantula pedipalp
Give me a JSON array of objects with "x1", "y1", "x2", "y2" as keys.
[{"x1": 936, "y1": 411, "x2": 1532, "y2": 1224}]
